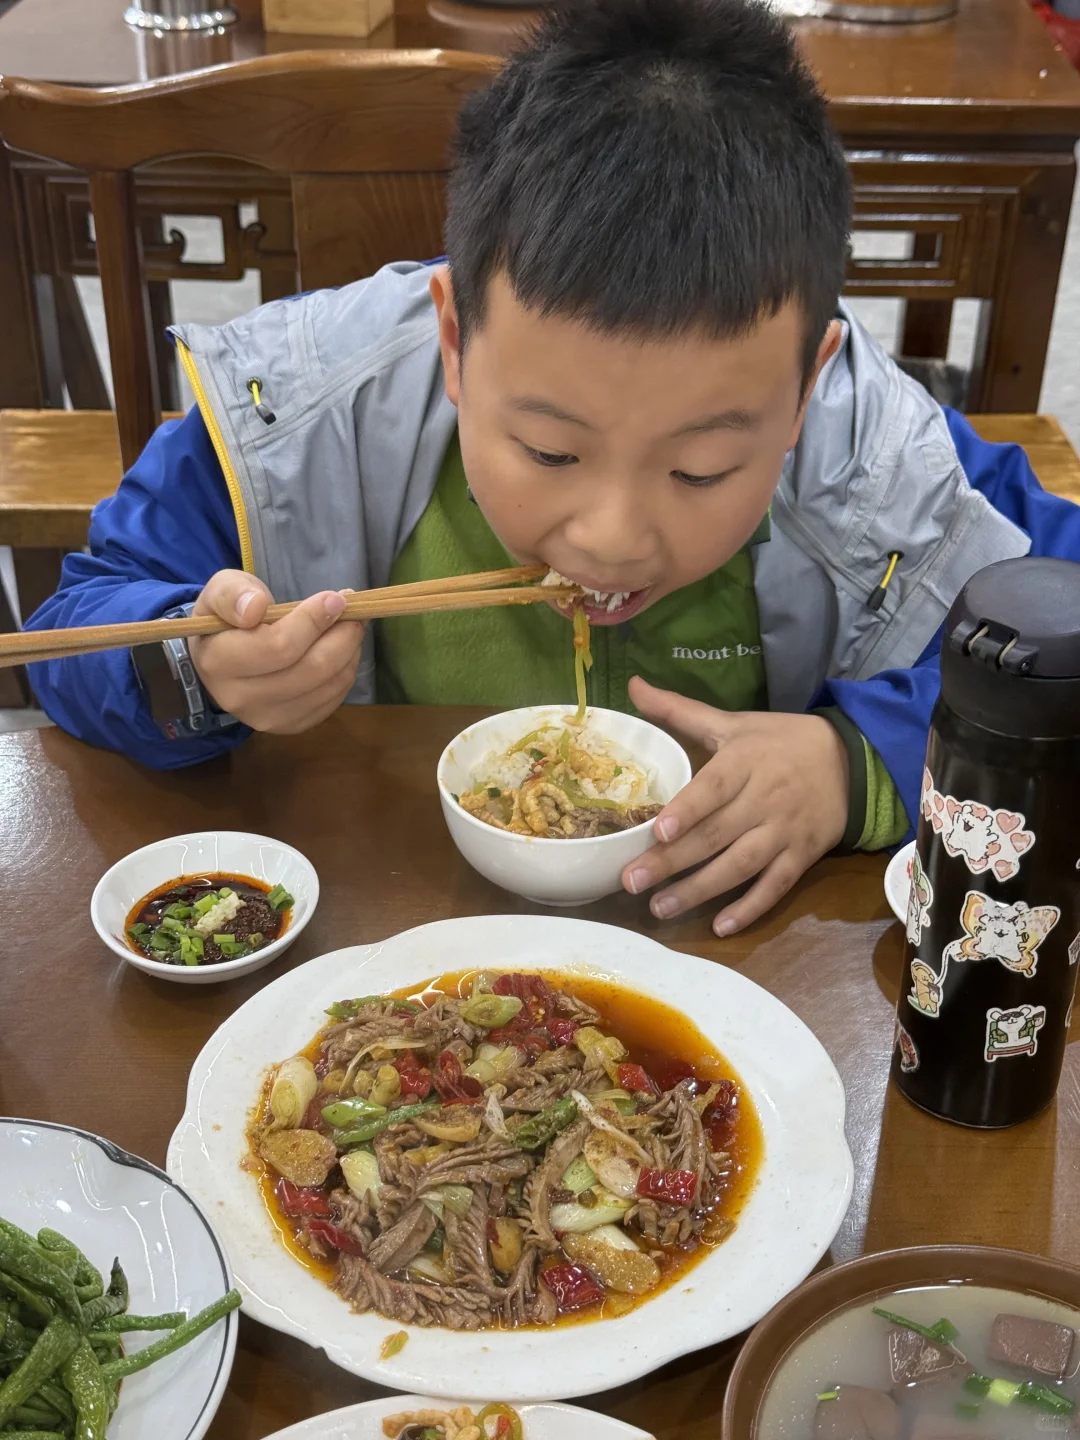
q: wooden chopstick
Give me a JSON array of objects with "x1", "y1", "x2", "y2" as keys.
[{"x1": 0, "y1": 565, "x2": 578, "y2": 669}]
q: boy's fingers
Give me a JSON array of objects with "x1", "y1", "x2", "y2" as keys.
[
  {"x1": 711, "y1": 852, "x2": 803, "y2": 937},
  {"x1": 643, "y1": 741, "x2": 751, "y2": 852},
  {"x1": 644, "y1": 827, "x2": 778, "y2": 921},
  {"x1": 623, "y1": 787, "x2": 750, "y2": 894},
  {"x1": 192, "y1": 570, "x2": 273, "y2": 628},
  {"x1": 216, "y1": 591, "x2": 350, "y2": 678},
  {"x1": 628, "y1": 676, "x2": 738, "y2": 751}
]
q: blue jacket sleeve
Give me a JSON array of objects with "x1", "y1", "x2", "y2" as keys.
[
  {"x1": 24, "y1": 407, "x2": 252, "y2": 769},
  {"x1": 817, "y1": 408, "x2": 1080, "y2": 842}
]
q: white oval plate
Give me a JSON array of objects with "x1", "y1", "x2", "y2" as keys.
[
  {"x1": 167, "y1": 915, "x2": 853, "y2": 1401},
  {"x1": 266, "y1": 1395, "x2": 653, "y2": 1439},
  {"x1": 884, "y1": 840, "x2": 916, "y2": 924},
  {"x1": 0, "y1": 1118, "x2": 237, "y2": 1440}
]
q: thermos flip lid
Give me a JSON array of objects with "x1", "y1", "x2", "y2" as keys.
[{"x1": 942, "y1": 556, "x2": 1080, "y2": 738}]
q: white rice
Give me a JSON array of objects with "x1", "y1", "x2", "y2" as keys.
[{"x1": 472, "y1": 717, "x2": 658, "y2": 806}]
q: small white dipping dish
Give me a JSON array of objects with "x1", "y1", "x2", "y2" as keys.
[
  {"x1": 438, "y1": 705, "x2": 692, "y2": 906},
  {"x1": 91, "y1": 830, "x2": 319, "y2": 984}
]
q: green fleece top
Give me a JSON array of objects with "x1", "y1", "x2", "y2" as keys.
[{"x1": 377, "y1": 434, "x2": 907, "y2": 851}]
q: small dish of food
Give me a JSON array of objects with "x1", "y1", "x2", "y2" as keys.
[
  {"x1": 0, "y1": 1117, "x2": 240, "y2": 1440},
  {"x1": 264, "y1": 1394, "x2": 654, "y2": 1439},
  {"x1": 168, "y1": 914, "x2": 853, "y2": 1400},
  {"x1": 722, "y1": 1244, "x2": 1080, "y2": 1438},
  {"x1": 438, "y1": 706, "x2": 691, "y2": 906},
  {"x1": 91, "y1": 831, "x2": 319, "y2": 984}
]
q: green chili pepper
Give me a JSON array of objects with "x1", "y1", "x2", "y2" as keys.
[
  {"x1": 0, "y1": 1223, "x2": 82, "y2": 1326},
  {"x1": 267, "y1": 884, "x2": 294, "y2": 912},
  {"x1": 333, "y1": 1099, "x2": 440, "y2": 1146},
  {"x1": 0, "y1": 1316, "x2": 81, "y2": 1426},
  {"x1": 320, "y1": 1098, "x2": 388, "y2": 1127},
  {"x1": 62, "y1": 1337, "x2": 110, "y2": 1440},
  {"x1": 513, "y1": 1097, "x2": 579, "y2": 1151},
  {"x1": 98, "y1": 1290, "x2": 241, "y2": 1384},
  {"x1": 0, "y1": 1274, "x2": 54, "y2": 1324}
]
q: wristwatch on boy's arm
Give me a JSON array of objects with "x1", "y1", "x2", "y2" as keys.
[{"x1": 131, "y1": 603, "x2": 239, "y2": 739}]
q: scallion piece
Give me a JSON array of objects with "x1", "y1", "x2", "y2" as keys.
[
  {"x1": 929, "y1": 1317, "x2": 959, "y2": 1344},
  {"x1": 1016, "y1": 1381, "x2": 1075, "y2": 1416},
  {"x1": 987, "y1": 1378, "x2": 1021, "y2": 1408},
  {"x1": 266, "y1": 884, "x2": 294, "y2": 912},
  {"x1": 128, "y1": 922, "x2": 150, "y2": 937},
  {"x1": 192, "y1": 893, "x2": 219, "y2": 918},
  {"x1": 955, "y1": 1401, "x2": 980, "y2": 1419},
  {"x1": 816, "y1": 1390, "x2": 839, "y2": 1402},
  {"x1": 872, "y1": 1307, "x2": 948, "y2": 1343},
  {"x1": 163, "y1": 903, "x2": 193, "y2": 920},
  {"x1": 965, "y1": 1374, "x2": 992, "y2": 1398}
]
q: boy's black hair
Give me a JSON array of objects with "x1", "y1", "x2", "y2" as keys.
[{"x1": 445, "y1": 0, "x2": 851, "y2": 384}]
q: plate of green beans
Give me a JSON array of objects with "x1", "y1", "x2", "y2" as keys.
[{"x1": 0, "y1": 1119, "x2": 240, "y2": 1439}]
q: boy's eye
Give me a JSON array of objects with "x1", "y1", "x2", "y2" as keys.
[
  {"x1": 521, "y1": 443, "x2": 578, "y2": 468},
  {"x1": 672, "y1": 468, "x2": 734, "y2": 489}
]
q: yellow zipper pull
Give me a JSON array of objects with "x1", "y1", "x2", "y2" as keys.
[
  {"x1": 247, "y1": 377, "x2": 277, "y2": 426},
  {"x1": 867, "y1": 550, "x2": 903, "y2": 611}
]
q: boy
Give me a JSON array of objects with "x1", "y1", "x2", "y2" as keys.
[{"x1": 26, "y1": 0, "x2": 1080, "y2": 936}]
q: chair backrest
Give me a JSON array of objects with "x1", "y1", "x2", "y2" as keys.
[{"x1": 0, "y1": 50, "x2": 499, "y2": 469}]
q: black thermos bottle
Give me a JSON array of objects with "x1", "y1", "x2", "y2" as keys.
[{"x1": 892, "y1": 556, "x2": 1080, "y2": 1127}]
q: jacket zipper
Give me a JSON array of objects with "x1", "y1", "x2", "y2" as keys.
[{"x1": 174, "y1": 338, "x2": 256, "y2": 575}]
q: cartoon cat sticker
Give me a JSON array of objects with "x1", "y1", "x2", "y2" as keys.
[
  {"x1": 908, "y1": 961, "x2": 943, "y2": 1018},
  {"x1": 905, "y1": 849, "x2": 933, "y2": 948},
  {"x1": 942, "y1": 891, "x2": 1060, "y2": 979},
  {"x1": 920, "y1": 769, "x2": 1035, "y2": 881},
  {"x1": 985, "y1": 1005, "x2": 1046, "y2": 1062}
]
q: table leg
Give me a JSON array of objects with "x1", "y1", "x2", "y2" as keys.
[{"x1": 969, "y1": 156, "x2": 1077, "y2": 413}]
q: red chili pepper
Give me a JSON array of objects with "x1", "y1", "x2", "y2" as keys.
[
  {"x1": 636, "y1": 1168, "x2": 698, "y2": 1207},
  {"x1": 703, "y1": 1078, "x2": 740, "y2": 1146},
  {"x1": 394, "y1": 1051, "x2": 433, "y2": 1098},
  {"x1": 540, "y1": 1262, "x2": 605, "y2": 1312},
  {"x1": 618, "y1": 1063, "x2": 660, "y2": 1095},
  {"x1": 301, "y1": 1098, "x2": 328, "y2": 1132},
  {"x1": 432, "y1": 1050, "x2": 483, "y2": 1104},
  {"x1": 516, "y1": 1031, "x2": 552, "y2": 1057},
  {"x1": 495, "y1": 1418, "x2": 512, "y2": 1438},
  {"x1": 547, "y1": 1018, "x2": 580, "y2": 1048},
  {"x1": 307, "y1": 1219, "x2": 365, "y2": 1255},
  {"x1": 275, "y1": 1179, "x2": 331, "y2": 1218},
  {"x1": 650, "y1": 1058, "x2": 699, "y2": 1094},
  {"x1": 493, "y1": 973, "x2": 552, "y2": 1029}
]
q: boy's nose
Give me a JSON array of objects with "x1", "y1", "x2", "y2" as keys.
[{"x1": 562, "y1": 484, "x2": 656, "y2": 573}]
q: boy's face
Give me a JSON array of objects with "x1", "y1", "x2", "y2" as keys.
[{"x1": 433, "y1": 267, "x2": 839, "y2": 625}]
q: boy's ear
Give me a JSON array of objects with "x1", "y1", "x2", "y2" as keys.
[
  {"x1": 787, "y1": 319, "x2": 842, "y2": 450},
  {"x1": 430, "y1": 265, "x2": 462, "y2": 406}
]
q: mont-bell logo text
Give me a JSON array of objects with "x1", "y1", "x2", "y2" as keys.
[{"x1": 672, "y1": 643, "x2": 762, "y2": 661}]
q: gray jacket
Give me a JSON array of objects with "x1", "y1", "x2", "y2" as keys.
[{"x1": 171, "y1": 261, "x2": 1029, "y2": 710}]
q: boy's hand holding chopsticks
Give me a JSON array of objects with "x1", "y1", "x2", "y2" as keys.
[{"x1": 189, "y1": 570, "x2": 365, "y2": 735}]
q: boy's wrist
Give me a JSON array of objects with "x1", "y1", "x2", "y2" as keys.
[
  {"x1": 132, "y1": 603, "x2": 239, "y2": 738},
  {"x1": 814, "y1": 706, "x2": 866, "y2": 852}
]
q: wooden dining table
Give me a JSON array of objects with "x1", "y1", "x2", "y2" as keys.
[{"x1": 4, "y1": 706, "x2": 1080, "y2": 1437}]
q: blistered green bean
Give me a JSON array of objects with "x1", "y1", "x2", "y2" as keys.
[
  {"x1": 99, "y1": 1311, "x2": 185, "y2": 1333},
  {"x1": 99, "y1": 1290, "x2": 241, "y2": 1383},
  {"x1": 62, "y1": 1337, "x2": 109, "y2": 1440},
  {"x1": 0, "y1": 1223, "x2": 81, "y2": 1326},
  {"x1": 0, "y1": 1315, "x2": 80, "y2": 1426}
]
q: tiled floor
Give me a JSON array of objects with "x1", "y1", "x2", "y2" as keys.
[{"x1": 3, "y1": 179, "x2": 1079, "y2": 737}]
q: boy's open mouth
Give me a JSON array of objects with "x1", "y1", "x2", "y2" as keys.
[{"x1": 540, "y1": 569, "x2": 653, "y2": 626}]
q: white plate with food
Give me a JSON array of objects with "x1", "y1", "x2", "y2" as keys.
[
  {"x1": 167, "y1": 915, "x2": 853, "y2": 1400},
  {"x1": 0, "y1": 1118, "x2": 239, "y2": 1440},
  {"x1": 265, "y1": 1395, "x2": 653, "y2": 1439},
  {"x1": 884, "y1": 841, "x2": 916, "y2": 925}
]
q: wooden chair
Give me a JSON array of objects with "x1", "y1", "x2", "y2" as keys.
[{"x1": 0, "y1": 48, "x2": 497, "y2": 700}]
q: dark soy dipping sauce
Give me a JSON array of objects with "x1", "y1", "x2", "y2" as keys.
[{"x1": 126, "y1": 873, "x2": 288, "y2": 967}]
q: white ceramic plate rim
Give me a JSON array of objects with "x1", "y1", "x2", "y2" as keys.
[
  {"x1": 884, "y1": 840, "x2": 916, "y2": 924},
  {"x1": 264, "y1": 1395, "x2": 654, "y2": 1440},
  {"x1": 89, "y1": 829, "x2": 319, "y2": 977},
  {"x1": 167, "y1": 915, "x2": 853, "y2": 1400},
  {"x1": 1, "y1": 1117, "x2": 238, "y2": 1440},
  {"x1": 436, "y1": 705, "x2": 690, "y2": 849}
]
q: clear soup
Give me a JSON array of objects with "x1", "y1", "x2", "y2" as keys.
[{"x1": 759, "y1": 1283, "x2": 1080, "y2": 1437}]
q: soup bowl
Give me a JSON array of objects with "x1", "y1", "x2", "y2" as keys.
[
  {"x1": 437, "y1": 705, "x2": 692, "y2": 906},
  {"x1": 91, "y1": 830, "x2": 319, "y2": 984},
  {"x1": 722, "y1": 1244, "x2": 1080, "y2": 1438}
]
